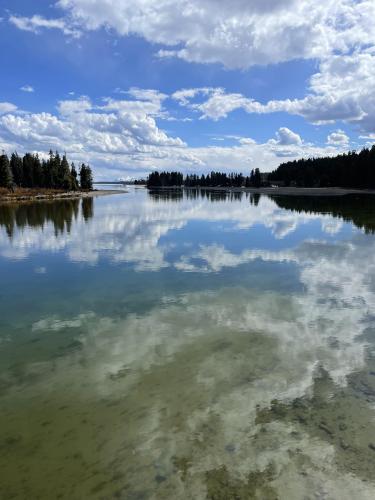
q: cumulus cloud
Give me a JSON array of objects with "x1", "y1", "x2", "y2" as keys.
[
  {"x1": 9, "y1": 1, "x2": 375, "y2": 137},
  {"x1": 273, "y1": 127, "x2": 302, "y2": 146},
  {"x1": 327, "y1": 129, "x2": 350, "y2": 145},
  {"x1": 176, "y1": 60, "x2": 375, "y2": 131},
  {"x1": 0, "y1": 93, "x2": 186, "y2": 173},
  {"x1": 0, "y1": 90, "x2": 348, "y2": 178},
  {"x1": 175, "y1": 63, "x2": 374, "y2": 132},
  {"x1": 57, "y1": 96, "x2": 92, "y2": 115},
  {"x1": 0, "y1": 102, "x2": 17, "y2": 115},
  {"x1": 54, "y1": 0, "x2": 375, "y2": 70}
]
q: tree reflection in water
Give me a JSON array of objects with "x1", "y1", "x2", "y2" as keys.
[{"x1": 0, "y1": 198, "x2": 93, "y2": 238}]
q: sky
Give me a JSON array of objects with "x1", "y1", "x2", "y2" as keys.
[{"x1": 0, "y1": 0, "x2": 374, "y2": 180}]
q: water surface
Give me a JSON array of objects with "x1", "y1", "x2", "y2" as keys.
[{"x1": 1, "y1": 189, "x2": 375, "y2": 499}]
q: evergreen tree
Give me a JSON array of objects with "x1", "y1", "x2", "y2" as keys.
[
  {"x1": 55, "y1": 151, "x2": 64, "y2": 188},
  {"x1": 79, "y1": 164, "x2": 93, "y2": 190},
  {"x1": 86, "y1": 165, "x2": 93, "y2": 190},
  {"x1": 10, "y1": 153, "x2": 23, "y2": 186},
  {"x1": 22, "y1": 153, "x2": 35, "y2": 187},
  {"x1": 32, "y1": 154, "x2": 44, "y2": 188},
  {"x1": 42, "y1": 158, "x2": 53, "y2": 188},
  {"x1": 0, "y1": 154, "x2": 12, "y2": 188},
  {"x1": 47, "y1": 150, "x2": 57, "y2": 188},
  {"x1": 70, "y1": 163, "x2": 79, "y2": 190},
  {"x1": 60, "y1": 155, "x2": 72, "y2": 191},
  {"x1": 254, "y1": 168, "x2": 261, "y2": 188}
]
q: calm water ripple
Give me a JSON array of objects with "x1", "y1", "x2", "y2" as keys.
[{"x1": 1, "y1": 188, "x2": 375, "y2": 499}]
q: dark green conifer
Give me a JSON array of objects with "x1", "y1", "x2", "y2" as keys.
[
  {"x1": 0, "y1": 154, "x2": 12, "y2": 188},
  {"x1": 79, "y1": 164, "x2": 93, "y2": 190},
  {"x1": 70, "y1": 163, "x2": 79, "y2": 190},
  {"x1": 10, "y1": 153, "x2": 23, "y2": 186}
]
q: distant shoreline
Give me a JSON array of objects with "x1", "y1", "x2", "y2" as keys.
[
  {"x1": 0, "y1": 189, "x2": 126, "y2": 204},
  {"x1": 148, "y1": 186, "x2": 375, "y2": 196}
]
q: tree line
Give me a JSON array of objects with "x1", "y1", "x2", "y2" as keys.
[
  {"x1": 146, "y1": 169, "x2": 262, "y2": 188},
  {"x1": 0, "y1": 151, "x2": 93, "y2": 190},
  {"x1": 268, "y1": 146, "x2": 375, "y2": 188},
  {"x1": 146, "y1": 146, "x2": 375, "y2": 190}
]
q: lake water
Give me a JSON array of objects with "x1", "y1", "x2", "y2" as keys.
[{"x1": 1, "y1": 188, "x2": 375, "y2": 499}]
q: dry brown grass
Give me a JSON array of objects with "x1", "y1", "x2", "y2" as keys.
[
  {"x1": 0, "y1": 187, "x2": 74, "y2": 202},
  {"x1": 1, "y1": 187, "x2": 65, "y2": 195}
]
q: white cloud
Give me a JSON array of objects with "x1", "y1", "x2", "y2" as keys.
[
  {"x1": 126, "y1": 87, "x2": 167, "y2": 104},
  {"x1": 0, "y1": 90, "x2": 353, "y2": 178},
  {"x1": 20, "y1": 85, "x2": 34, "y2": 93},
  {"x1": 9, "y1": 14, "x2": 81, "y2": 37},
  {"x1": 10, "y1": 1, "x2": 375, "y2": 135},
  {"x1": 57, "y1": 96, "x2": 92, "y2": 115},
  {"x1": 177, "y1": 59, "x2": 375, "y2": 132},
  {"x1": 327, "y1": 129, "x2": 350, "y2": 145},
  {"x1": 0, "y1": 94, "x2": 187, "y2": 176},
  {"x1": 274, "y1": 127, "x2": 302, "y2": 146},
  {"x1": 0, "y1": 102, "x2": 17, "y2": 115},
  {"x1": 172, "y1": 88, "x2": 215, "y2": 106},
  {"x1": 56, "y1": 0, "x2": 375, "y2": 69}
]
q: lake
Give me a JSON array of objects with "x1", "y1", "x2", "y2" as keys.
[{"x1": 1, "y1": 188, "x2": 375, "y2": 499}]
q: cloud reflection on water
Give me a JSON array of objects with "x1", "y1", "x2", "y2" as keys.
[
  {"x1": 1, "y1": 190, "x2": 375, "y2": 497},
  {"x1": 0, "y1": 190, "x2": 362, "y2": 267}
]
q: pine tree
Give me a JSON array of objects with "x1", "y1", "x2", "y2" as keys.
[
  {"x1": 60, "y1": 155, "x2": 72, "y2": 191},
  {"x1": 23, "y1": 153, "x2": 35, "y2": 187},
  {"x1": 43, "y1": 159, "x2": 52, "y2": 188},
  {"x1": 32, "y1": 154, "x2": 44, "y2": 187},
  {"x1": 85, "y1": 165, "x2": 93, "y2": 190},
  {"x1": 70, "y1": 163, "x2": 79, "y2": 190},
  {"x1": 79, "y1": 164, "x2": 93, "y2": 190},
  {"x1": 0, "y1": 154, "x2": 13, "y2": 188},
  {"x1": 55, "y1": 151, "x2": 65, "y2": 188},
  {"x1": 254, "y1": 168, "x2": 261, "y2": 188},
  {"x1": 10, "y1": 153, "x2": 23, "y2": 186}
]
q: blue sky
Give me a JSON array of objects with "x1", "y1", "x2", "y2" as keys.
[{"x1": 0, "y1": 0, "x2": 374, "y2": 179}]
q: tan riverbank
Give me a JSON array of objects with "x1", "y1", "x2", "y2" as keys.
[
  {"x1": 150, "y1": 186, "x2": 375, "y2": 196},
  {"x1": 0, "y1": 189, "x2": 127, "y2": 204}
]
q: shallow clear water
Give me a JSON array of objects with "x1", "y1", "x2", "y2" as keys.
[{"x1": 1, "y1": 188, "x2": 375, "y2": 499}]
